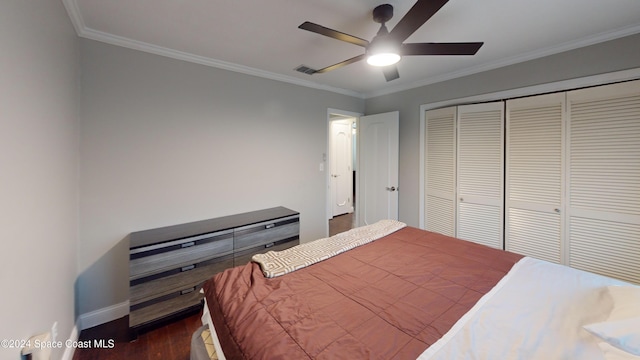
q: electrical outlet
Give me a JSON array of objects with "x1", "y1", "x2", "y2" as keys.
[{"x1": 51, "y1": 321, "x2": 58, "y2": 342}]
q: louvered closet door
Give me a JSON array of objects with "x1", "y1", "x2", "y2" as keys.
[
  {"x1": 424, "y1": 106, "x2": 456, "y2": 236},
  {"x1": 505, "y1": 93, "x2": 565, "y2": 263},
  {"x1": 567, "y1": 80, "x2": 640, "y2": 284},
  {"x1": 457, "y1": 102, "x2": 504, "y2": 249}
]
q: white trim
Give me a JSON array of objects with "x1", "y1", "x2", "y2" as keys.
[
  {"x1": 64, "y1": 18, "x2": 364, "y2": 99},
  {"x1": 62, "y1": 0, "x2": 640, "y2": 100},
  {"x1": 326, "y1": 108, "x2": 363, "y2": 236},
  {"x1": 420, "y1": 68, "x2": 640, "y2": 113},
  {"x1": 365, "y1": 24, "x2": 640, "y2": 99},
  {"x1": 419, "y1": 67, "x2": 640, "y2": 230},
  {"x1": 419, "y1": 109, "x2": 426, "y2": 229},
  {"x1": 78, "y1": 300, "x2": 129, "y2": 331},
  {"x1": 61, "y1": 0, "x2": 85, "y2": 35},
  {"x1": 60, "y1": 322, "x2": 79, "y2": 360}
]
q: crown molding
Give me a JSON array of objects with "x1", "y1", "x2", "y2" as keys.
[
  {"x1": 62, "y1": 0, "x2": 364, "y2": 99},
  {"x1": 63, "y1": 0, "x2": 639, "y2": 100},
  {"x1": 364, "y1": 23, "x2": 640, "y2": 99},
  {"x1": 61, "y1": 0, "x2": 85, "y2": 35}
]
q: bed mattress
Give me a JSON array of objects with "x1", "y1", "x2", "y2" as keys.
[{"x1": 202, "y1": 225, "x2": 523, "y2": 359}]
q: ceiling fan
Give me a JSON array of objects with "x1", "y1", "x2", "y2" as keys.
[{"x1": 297, "y1": 0, "x2": 483, "y2": 82}]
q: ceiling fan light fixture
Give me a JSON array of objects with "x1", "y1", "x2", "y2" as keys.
[
  {"x1": 366, "y1": 35, "x2": 401, "y2": 67},
  {"x1": 366, "y1": 52, "x2": 401, "y2": 67},
  {"x1": 298, "y1": 1, "x2": 483, "y2": 81}
]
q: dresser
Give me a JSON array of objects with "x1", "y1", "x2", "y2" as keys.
[{"x1": 128, "y1": 207, "x2": 300, "y2": 334}]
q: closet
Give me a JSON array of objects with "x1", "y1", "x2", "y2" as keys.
[
  {"x1": 424, "y1": 80, "x2": 640, "y2": 284},
  {"x1": 425, "y1": 102, "x2": 504, "y2": 248}
]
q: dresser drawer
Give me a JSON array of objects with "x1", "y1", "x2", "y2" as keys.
[
  {"x1": 130, "y1": 230, "x2": 233, "y2": 280},
  {"x1": 129, "y1": 285, "x2": 203, "y2": 328},
  {"x1": 130, "y1": 255, "x2": 233, "y2": 307},
  {"x1": 128, "y1": 207, "x2": 300, "y2": 333},
  {"x1": 234, "y1": 238, "x2": 299, "y2": 266},
  {"x1": 234, "y1": 215, "x2": 299, "y2": 252}
]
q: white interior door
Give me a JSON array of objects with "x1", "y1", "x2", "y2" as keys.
[
  {"x1": 358, "y1": 111, "x2": 399, "y2": 226},
  {"x1": 456, "y1": 102, "x2": 504, "y2": 249},
  {"x1": 330, "y1": 119, "x2": 353, "y2": 217}
]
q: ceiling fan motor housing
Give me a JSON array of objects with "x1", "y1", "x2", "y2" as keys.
[{"x1": 373, "y1": 4, "x2": 394, "y2": 24}]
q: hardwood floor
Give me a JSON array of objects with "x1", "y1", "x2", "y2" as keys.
[
  {"x1": 72, "y1": 312, "x2": 202, "y2": 360},
  {"x1": 329, "y1": 212, "x2": 356, "y2": 236}
]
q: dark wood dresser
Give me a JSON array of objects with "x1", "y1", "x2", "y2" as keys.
[{"x1": 128, "y1": 207, "x2": 300, "y2": 334}]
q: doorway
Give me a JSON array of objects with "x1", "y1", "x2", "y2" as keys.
[
  {"x1": 357, "y1": 111, "x2": 399, "y2": 225},
  {"x1": 327, "y1": 110, "x2": 359, "y2": 236},
  {"x1": 326, "y1": 110, "x2": 400, "y2": 236}
]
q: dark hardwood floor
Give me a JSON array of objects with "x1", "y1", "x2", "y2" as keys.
[
  {"x1": 329, "y1": 211, "x2": 356, "y2": 236},
  {"x1": 72, "y1": 312, "x2": 201, "y2": 360}
]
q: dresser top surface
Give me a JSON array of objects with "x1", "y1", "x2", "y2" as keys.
[{"x1": 129, "y1": 207, "x2": 299, "y2": 248}]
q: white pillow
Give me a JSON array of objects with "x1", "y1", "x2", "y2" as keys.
[
  {"x1": 584, "y1": 285, "x2": 640, "y2": 358},
  {"x1": 606, "y1": 286, "x2": 640, "y2": 321},
  {"x1": 597, "y1": 341, "x2": 640, "y2": 360},
  {"x1": 585, "y1": 317, "x2": 640, "y2": 356}
]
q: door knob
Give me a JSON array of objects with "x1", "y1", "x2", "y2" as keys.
[{"x1": 386, "y1": 186, "x2": 396, "y2": 192}]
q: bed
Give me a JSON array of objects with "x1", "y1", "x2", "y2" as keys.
[{"x1": 195, "y1": 220, "x2": 640, "y2": 360}]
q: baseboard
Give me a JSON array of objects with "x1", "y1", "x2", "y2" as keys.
[
  {"x1": 60, "y1": 322, "x2": 79, "y2": 360},
  {"x1": 78, "y1": 300, "x2": 129, "y2": 331},
  {"x1": 60, "y1": 302, "x2": 127, "y2": 360}
]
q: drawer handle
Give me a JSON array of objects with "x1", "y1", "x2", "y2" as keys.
[
  {"x1": 265, "y1": 223, "x2": 276, "y2": 229},
  {"x1": 181, "y1": 287, "x2": 196, "y2": 295},
  {"x1": 181, "y1": 264, "x2": 196, "y2": 272},
  {"x1": 265, "y1": 242, "x2": 275, "y2": 248},
  {"x1": 181, "y1": 241, "x2": 195, "y2": 248}
]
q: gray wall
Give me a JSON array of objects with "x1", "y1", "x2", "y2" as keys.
[
  {"x1": 77, "y1": 39, "x2": 364, "y2": 315},
  {"x1": 365, "y1": 33, "x2": 640, "y2": 228},
  {"x1": 0, "y1": 1, "x2": 79, "y2": 359}
]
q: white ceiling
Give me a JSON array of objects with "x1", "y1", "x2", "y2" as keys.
[{"x1": 63, "y1": 0, "x2": 640, "y2": 98}]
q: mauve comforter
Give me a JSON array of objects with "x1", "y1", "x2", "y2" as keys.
[{"x1": 202, "y1": 227, "x2": 522, "y2": 359}]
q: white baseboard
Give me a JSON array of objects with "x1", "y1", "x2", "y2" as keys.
[
  {"x1": 78, "y1": 300, "x2": 129, "y2": 331},
  {"x1": 60, "y1": 322, "x2": 79, "y2": 360},
  {"x1": 58, "y1": 301, "x2": 127, "y2": 360}
]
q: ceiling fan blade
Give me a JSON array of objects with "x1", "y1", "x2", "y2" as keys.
[
  {"x1": 389, "y1": 0, "x2": 449, "y2": 43},
  {"x1": 299, "y1": 22, "x2": 369, "y2": 48},
  {"x1": 401, "y1": 42, "x2": 483, "y2": 55},
  {"x1": 382, "y1": 65, "x2": 400, "y2": 82},
  {"x1": 315, "y1": 54, "x2": 366, "y2": 74}
]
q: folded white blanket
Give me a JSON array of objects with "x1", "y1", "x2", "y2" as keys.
[
  {"x1": 419, "y1": 257, "x2": 630, "y2": 360},
  {"x1": 252, "y1": 219, "x2": 406, "y2": 278}
]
